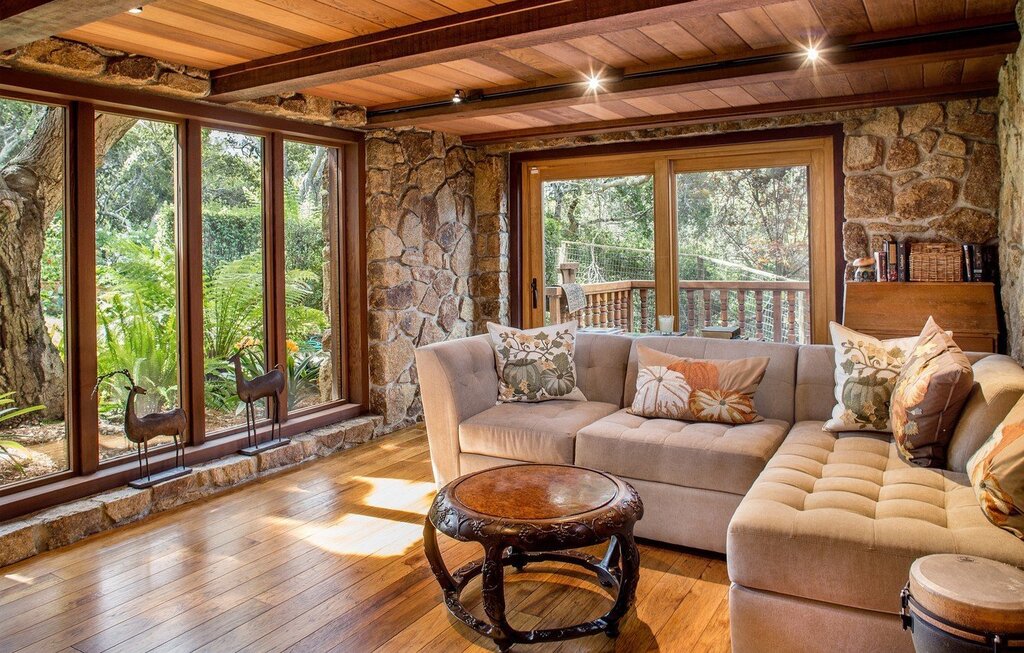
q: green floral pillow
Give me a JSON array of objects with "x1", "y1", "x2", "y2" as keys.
[
  {"x1": 487, "y1": 321, "x2": 586, "y2": 403},
  {"x1": 824, "y1": 322, "x2": 921, "y2": 432}
]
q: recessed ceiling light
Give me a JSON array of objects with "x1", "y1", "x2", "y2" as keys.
[
  {"x1": 585, "y1": 75, "x2": 602, "y2": 92},
  {"x1": 452, "y1": 89, "x2": 465, "y2": 104},
  {"x1": 805, "y1": 46, "x2": 820, "y2": 62},
  {"x1": 127, "y1": 6, "x2": 143, "y2": 14}
]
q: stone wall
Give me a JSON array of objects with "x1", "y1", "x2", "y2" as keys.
[
  {"x1": 0, "y1": 37, "x2": 365, "y2": 127},
  {"x1": 999, "y1": 1, "x2": 1024, "y2": 363},
  {"x1": 365, "y1": 129, "x2": 477, "y2": 430}
]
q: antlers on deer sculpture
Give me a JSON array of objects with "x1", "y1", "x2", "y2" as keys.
[
  {"x1": 93, "y1": 369, "x2": 189, "y2": 485},
  {"x1": 229, "y1": 344, "x2": 288, "y2": 455}
]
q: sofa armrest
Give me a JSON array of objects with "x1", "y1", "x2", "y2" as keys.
[{"x1": 415, "y1": 334, "x2": 498, "y2": 486}]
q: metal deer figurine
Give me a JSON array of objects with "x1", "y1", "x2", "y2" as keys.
[
  {"x1": 93, "y1": 369, "x2": 190, "y2": 487},
  {"x1": 229, "y1": 344, "x2": 287, "y2": 454}
]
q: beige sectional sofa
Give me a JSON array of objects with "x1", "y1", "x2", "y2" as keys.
[{"x1": 415, "y1": 333, "x2": 1024, "y2": 652}]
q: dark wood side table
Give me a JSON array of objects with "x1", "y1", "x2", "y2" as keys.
[{"x1": 424, "y1": 463, "x2": 644, "y2": 652}]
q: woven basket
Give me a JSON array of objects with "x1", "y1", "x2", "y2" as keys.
[{"x1": 910, "y1": 243, "x2": 962, "y2": 282}]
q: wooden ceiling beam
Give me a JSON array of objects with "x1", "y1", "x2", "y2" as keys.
[
  {"x1": 364, "y1": 19, "x2": 1018, "y2": 128},
  {"x1": 456, "y1": 83, "x2": 996, "y2": 145},
  {"x1": 207, "y1": 0, "x2": 789, "y2": 103},
  {"x1": 0, "y1": 0, "x2": 152, "y2": 51}
]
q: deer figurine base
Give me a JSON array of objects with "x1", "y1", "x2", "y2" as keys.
[
  {"x1": 128, "y1": 463, "x2": 192, "y2": 489},
  {"x1": 239, "y1": 436, "x2": 291, "y2": 457}
]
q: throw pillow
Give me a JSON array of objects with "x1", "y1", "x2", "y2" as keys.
[
  {"x1": 628, "y1": 345, "x2": 768, "y2": 424},
  {"x1": 968, "y1": 412, "x2": 1024, "y2": 540},
  {"x1": 824, "y1": 322, "x2": 921, "y2": 432},
  {"x1": 891, "y1": 317, "x2": 974, "y2": 468},
  {"x1": 487, "y1": 321, "x2": 586, "y2": 403}
]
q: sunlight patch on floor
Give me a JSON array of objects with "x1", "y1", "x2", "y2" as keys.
[
  {"x1": 3, "y1": 573, "x2": 33, "y2": 585},
  {"x1": 353, "y1": 475, "x2": 436, "y2": 512},
  {"x1": 267, "y1": 513, "x2": 424, "y2": 557}
]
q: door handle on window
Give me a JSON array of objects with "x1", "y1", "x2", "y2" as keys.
[{"x1": 531, "y1": 278, "x2": 538, "y2": 309}]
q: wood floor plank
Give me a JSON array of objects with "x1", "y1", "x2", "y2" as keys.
[{"x1": 0, "y1": 426, "x2": 731, "y2": 652}]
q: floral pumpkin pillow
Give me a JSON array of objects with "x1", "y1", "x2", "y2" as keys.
[
  {"x1": 891, "y1": 317, "x2": 973, "y2": 468},
  {"x1": 968, "y1": 410, "x2": 1024, "y2": 540},
  {"x1": 629, "y1": 345, "x2": 769, "y2": 424},
  {"x1": 487, "y1": 321, "x2": 586, "y2": 403},
  {"x1": 824, "y1": 322, "x2": 922, "y2": 433}
]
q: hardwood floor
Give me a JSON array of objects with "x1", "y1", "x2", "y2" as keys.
[{"x1": 0, "y1": 426, "x2": 730, "y2": 653}]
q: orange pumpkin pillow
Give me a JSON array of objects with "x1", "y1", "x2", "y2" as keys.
[{"x1": 629, "y1": 345, "x2": 769, "y2": 424}]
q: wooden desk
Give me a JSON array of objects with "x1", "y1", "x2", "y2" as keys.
[{"x1": 843, "y1": 282, "x2": 998, "y2": 353}]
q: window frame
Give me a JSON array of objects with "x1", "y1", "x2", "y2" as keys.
[
  {"x1": 0, "y1": 68, "x2": 367, "y2": 518},
  {"x1": 513, "y1": 126, "x2": 843, "y2": 344}
]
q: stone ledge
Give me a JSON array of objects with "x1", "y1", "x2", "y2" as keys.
[{"x1": 0, "y1": 414, "x2": 383, "y2": 569}]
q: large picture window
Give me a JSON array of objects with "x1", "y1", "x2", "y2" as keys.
[
  {"x1": 94, "y1": 116, "x2": 180, "y2": 460},
  {"x1": 202, "y1": 128, "x2": 267, "y2": 433},
  {"x1": 284, "y1": 140, "x2": 343, "y2": 411},
  {"x1": 0, "y1": 82, "x2": 364, "y2": 514},
  {"x1": 0, "y1": 97, "x2": 69, "y2": 489}
]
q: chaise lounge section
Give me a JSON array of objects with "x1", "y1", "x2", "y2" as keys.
[{"x1": 415, "y1": 332, "x2": 1024, "y2": 651}]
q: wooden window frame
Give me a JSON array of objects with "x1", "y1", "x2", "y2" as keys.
[
  {"x1": 0, "y1": 69, "x2": 368, "y2": 520},
  {"x1": 512, "y1": 126, "x2": 844, "y2": 344}
]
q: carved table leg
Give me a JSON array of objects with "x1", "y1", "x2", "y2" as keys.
[
  {"x1": 603, "y1": 532, "x2": 640, "y2": 637},
  {"x1": 423, "y1": 520, "x2": 456, "y2": 594},
  {"x1": 481, "y1": 544, "x2": 513, "y2": 652}
]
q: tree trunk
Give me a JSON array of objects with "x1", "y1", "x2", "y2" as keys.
[{"x1": 0, "y1": 109, "x2": 134, "y2": 420}]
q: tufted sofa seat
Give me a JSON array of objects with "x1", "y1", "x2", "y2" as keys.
[{"x1": 728, "y1": 422, "x2": 1024, "y2": 615}]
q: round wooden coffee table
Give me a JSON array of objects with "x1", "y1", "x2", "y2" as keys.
[{"x1": 424, "y1": 463, "x2": 643, "y2": 652}]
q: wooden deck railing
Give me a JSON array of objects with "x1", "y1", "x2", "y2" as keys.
[{"x1": 545, "y1": 279, "x2": 811, "y2": 343}]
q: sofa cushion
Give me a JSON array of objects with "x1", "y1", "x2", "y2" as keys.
[
  {"x1": 727, "y1": 421, "x2": 1024, "y2": 615},
  {"x1": 948, "y1": 355, "x2": 1024, "y2": 472},
  {"x1": 575, "y1": 332, "x2": 633, "y2": 407},
  {"x1": 625, "y1": 337, "x2": 798, "y2": 423},
  {"x1": 459, "y1": 400, "x2": 619, "y2": 464},
  {"x1": 891, "y1": 318, "x2": 973, "y2": 468},
  {"x1": 576, "y1": 409, "x2": 789, "y2": 495}
]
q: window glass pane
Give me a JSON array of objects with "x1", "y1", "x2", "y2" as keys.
[
  {"x1": 0, "y1": 98, "x2": 69, "y2": 487},
  {"x1": 675, "y1": 166, "x2": 810, "y2": 343},
  {"x1": 541, "y1": 176, "x2": 655, "y2": 332},
  {"x1": 94, "y1": 116, "x2": 179, "y2": 460},
  {"x1": 284, "y1": 141, "x2": 342, "y2": 411},
  {"x1": 202, "y1": 129, "x2": 266, "y2": 433}
]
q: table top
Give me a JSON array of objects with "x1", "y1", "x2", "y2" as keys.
[
  {"x1": 429, "y1": 464, "x2": 643, "y2": 549},
  {"x1": 452, "y1": 464, "x2": 618, "y2": 520}
]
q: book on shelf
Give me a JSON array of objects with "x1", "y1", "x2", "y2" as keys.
[
  {"x1": 896, "y1": 241, "x2": 909, "y2": 282},
  {"x1": 887, "y1": 239, "x2": 898, "y2": 281},
  {"x1": 874, "y1": 250, "x2": 887, "y2": 282}
]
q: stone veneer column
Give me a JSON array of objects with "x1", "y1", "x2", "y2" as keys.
[
  {"x1": 365, "y1": 129, "x2": 477, "y2": 431},
  {"x1": 472, "y1": 153, "x2": 510, "y2": 331},
  {"x1": 999, "y1": 0, "x2": 1024, "y2": 362}
]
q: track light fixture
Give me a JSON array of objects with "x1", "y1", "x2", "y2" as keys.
[
  {"x1": 452, "y1": 89, "x2": 466, "y2": 104},
  {"x1": 128, "y1": 6, "x2": 144, "y2": 14}
]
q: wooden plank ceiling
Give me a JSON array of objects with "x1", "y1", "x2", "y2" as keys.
[{"x1": 58, "y1": 0, "x2": 1018, "y2": 141}]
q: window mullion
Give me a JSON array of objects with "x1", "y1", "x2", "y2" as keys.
[
  {"x1": 266, "y1": 132, "x2": 288, "y2": 422},
  {"x1": 68, "y1": 101, "x2": 99, "y2": 475},
  {"x1": 182, "y1": 120, "x2": 206, "y2": 447}
]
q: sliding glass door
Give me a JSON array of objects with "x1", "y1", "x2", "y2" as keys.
[
  {"x1": 521, "y1": 136, "x2": 836, "y2": 344},
  {"x1": 676, "y1": 165, "x2": 811, "y2": 343}
]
